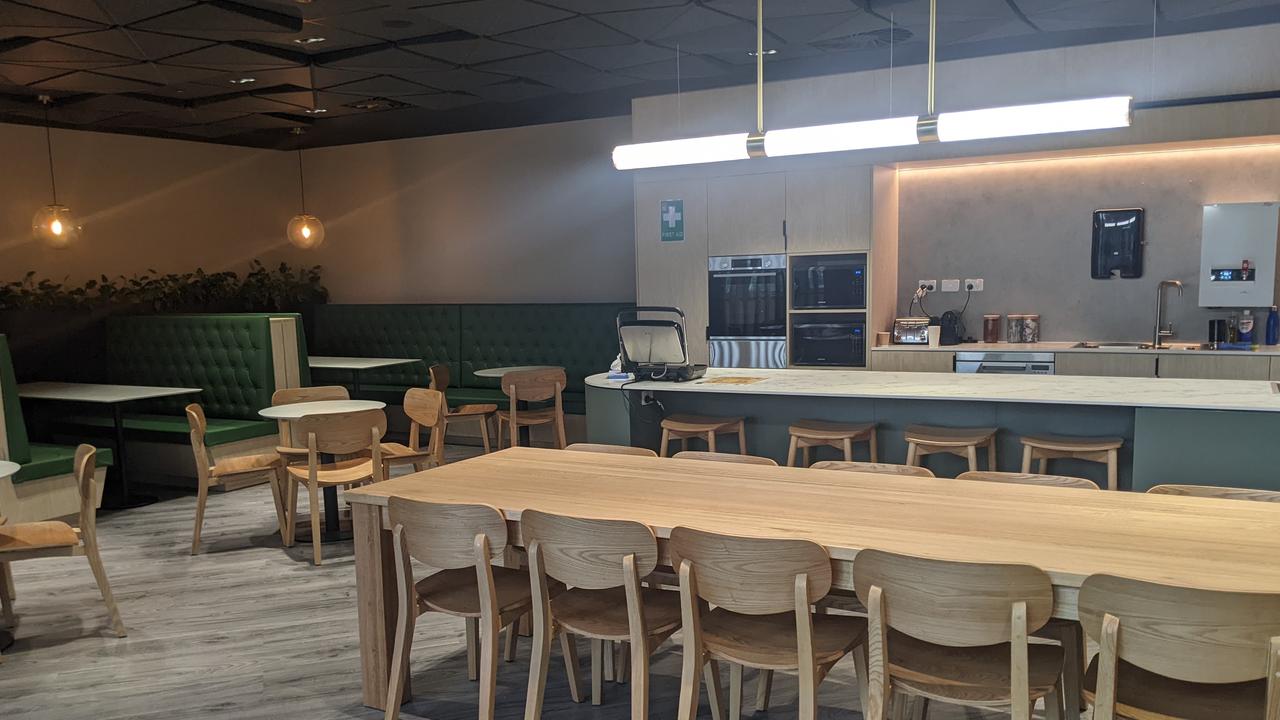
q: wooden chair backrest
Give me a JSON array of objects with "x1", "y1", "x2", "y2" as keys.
[
  {"x1": 74, "y1": 444, "x2": 98, "y2": 535},
  {"x1": 387, "y1": 498, "x2": 508, "y2": 570},
  {"x1": 958, "y1": 470, "x2": 1099, "y2": 491},
  {"x1": 521, "y1": 509, "x2": 658, "y2": 590},
  {"x1": 500, "y1": 368, "x2": 566, "y2": 403},
  {"x1": 673, "y1": 450, "x2": 777, "y2": 466},
  {"x1": 403, "y1": 388, "x2": 444, "y2": 429},
  {"x1": 185, "y1": 403, "x2": 212, "y2": 482},
  {"x1": 565, "y1": 443, "x2": 657, "y2": 458},
  {"x1": 293, "y1": 409, "x2": 387, "y2": 455},
  {"x1": 1147, "y1": 484, "x2": 1280, "y2": 503},
  {"x1": 1079, "y1": 574, "x2": 1280, "y2": 684},
  {"x1": 811, "y1": 460, "x2": 935, "y2": 478},
  {"x1": 428, "y1": 363, "x2": 450, "y2": 391},
  {"x1": 669, "y1": 526, "x2": 831, "y2": 615},
  {"x1": 271, "y1": 385, "x2": 350, "y2": 404},
  {"x1": 853, "y1": 548, "x2": 1054, "y2": 646}
]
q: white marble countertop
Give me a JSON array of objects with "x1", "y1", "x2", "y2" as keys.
[
  {"x1": 870, "y1": 342, "x2": 1280, "y2": 357},
  {"x1": 586, "y1": 368, "x2": 1280, "y2": 413}
]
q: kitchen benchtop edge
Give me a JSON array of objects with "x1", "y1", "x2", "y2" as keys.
[{"x1": 871, "y1": 342, "x2": 1280, "y2": 356}]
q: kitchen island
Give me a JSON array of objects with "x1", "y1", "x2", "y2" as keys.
[{"x1": 586, "y1": 368, "x2": 1280, "y2": 490}]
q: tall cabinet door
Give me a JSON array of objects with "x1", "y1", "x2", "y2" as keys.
[
  {"x1": 785, "y1": 166, "x2": 872, "y2": 253},
  {"x1": 707, "y1": 172, "x2": 786, "y2": 256},
  {"x1": 635, "y1": 178, "x2": 710, "y2": 364}
]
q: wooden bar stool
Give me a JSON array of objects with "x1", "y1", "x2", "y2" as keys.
[
  {"x1": 786, "y1": 420, "x2": 877, "y2": 467},
  {"x1": 904, "y1": 425, "x2": 998, "y2": 474},
  {"x1": 1019, "y1": 434, "x2": 1122, "y2": 491},
  {"x1": 658, "y1": 414, "x2": 745, "y2": 457}
]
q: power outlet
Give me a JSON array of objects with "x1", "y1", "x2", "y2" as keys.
[
  {"x1": 940, "y1": 279, "x2": 961, "y2": 292},
  {"x1": 640, "y1": 390, "x2": 656, "y2": 406},
  {"x1": 918, "y1": 279, "x2": 937, "y2": 293},
  {"x1": 964, "y1": 278, "x2": 985, "y2": 292}
]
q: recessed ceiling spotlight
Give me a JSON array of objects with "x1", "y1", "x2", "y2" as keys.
[
  {"x1": 293, "y1": 36, "x2": 326, "y2": 45},
  {"x1": 304, "y1": 107, "x2": 327, "y2": 114},
  {"x1": 747, "y1": 49, "x2": 777, "y2": 56},
  {"x1": 229, "y1": 77, "x2": 256, "y2": 84}
]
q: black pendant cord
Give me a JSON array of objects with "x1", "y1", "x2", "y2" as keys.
[
  {"x1": 43, "y1": 104, "x2": 58, "y2": 205},
  {"x1": 296, "y1": 148, "x2": 307, "y2": 215}
]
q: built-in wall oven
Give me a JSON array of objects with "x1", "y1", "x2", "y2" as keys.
[
  {"x1": 708, "y1": 254, "x2": 787, "y2": 368},
  {"x1": 790, "y1": 313, "x2": 866, "y2": 367}
]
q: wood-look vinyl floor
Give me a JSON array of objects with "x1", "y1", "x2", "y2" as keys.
[{"x1": 2, "y1": 446, "x2": 1024, "y2": 720}]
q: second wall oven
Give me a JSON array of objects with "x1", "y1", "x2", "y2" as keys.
[
  {"x1": 708, "y1": 254, "x2": 787, "y2": 368},
  {"x1": 791, "y1": 252, "x2": 867, "y2": 310}
]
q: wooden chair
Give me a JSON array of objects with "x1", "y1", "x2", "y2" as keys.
[
  {"x1": 430, "y1": 364, "x2": 498, "y2": 454},
  {"x1": 564, "y1": 443, "x2": 657, "y2": 458},
  {"x1": 0, "y1": 445, "x2": 125, "y2": 638},
  {"x1": 672, "y1": 450, "x2": 777, "y2": 467},
  {"x1": 384, "y1": 499, "x2": 556, "y2": 720},
  {"x1": 1147, "y1": 483, "x2": 1280, "y2": 502},
  {"x1": 811, "y1": 460, "x2": 935, "y2": 478},
  {"x1": 670, "y1": 526, "x2": 867, "y2": 720},
  {"x1": 659, "y1": 414, "x2": 746, "y2": 457},
  {"x1": 786, "y1": 420, "x2": 877, "y2": 467},
  {"x1": 285, "y1": 408, "x2": 388, "y2": 566},
  {"x1": 904, "y1": 424, "x2": 998, "y2": 474},
  {"x1": 854, "y1": 548, "x2": 1065, "y2": 720},
  {"x1": 379, "y1": 388, "x2": 445, "y2": 472},
  {"x1": 496, "y1": 368, "x2": 567, "y2": 450},
  {"x1": 958, "y1": 470, "x2": 1100, "y2": 491},
  {"x1": 271, "y1": 385, "x2": 349, "y2": 464},
  {"x1": 186, "y1": 403, "x2": 288, "y2": 554},
  {"x1": 523, "y1": 509, "x2": 682, "y2": 718},
  {"x1": 1078, "y1": 574, "x2": 1280, "y2": 720},
  {"x1": 1019, "y1": 434, "x2": 1121, "y2": 491}
]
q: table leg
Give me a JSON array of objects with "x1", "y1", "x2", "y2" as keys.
[
  {"x1": 103, "y1": 403, "x2": 156, "y2": 509},
  {"x1": 352, "y1": 369, "x2": 362, "y2": 397},
  {"x1": 0, "y1": 629, "x2": 13, "y2": 653},
  {"x1": 354, "y1": 502, "x2": 401, "y2": 710},
  {"x1": 323, "y1": 487, "x2": 342, "y2": 542}
]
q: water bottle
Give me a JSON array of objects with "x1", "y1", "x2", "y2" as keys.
[
  {"x1": 1267, "y1": 306, "x2": 1279, "y2": 346},
  {"x1": 1239, "y1": 309, "x2": 1255, "y2": 343}
]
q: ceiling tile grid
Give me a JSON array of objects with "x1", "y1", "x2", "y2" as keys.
[{"x1": 0, "y1": 0, "x2": 1274, "y2": 147}]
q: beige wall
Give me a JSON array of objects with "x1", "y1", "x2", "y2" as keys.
[
  {"x1": 303, "y1": 116, "x2": 636, "y2": 303},
  {"x1": 0, "y1": 115, "x2": 637, "y2": 304}
]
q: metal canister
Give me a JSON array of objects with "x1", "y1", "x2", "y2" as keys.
[
  {"x1": 1006, "y1": 314, "x2": 1025, "y2": 343},
  {"x1": 1023, "y1": 314, "x2": 1041, "y2": 343},
  {"x1": 983, "y1": 314, "x2": 1001, "y2": 343}
]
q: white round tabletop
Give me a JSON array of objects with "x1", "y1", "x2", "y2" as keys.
[
  {"x1": 473, "y1": 365, "x2": 562, "y2": 378},
  {"x1": 0, "y1": 460, "x2": 19, "y2": 480},
  {"x1": 258, "y1": 399, "x2": 386, "y2": 420}
]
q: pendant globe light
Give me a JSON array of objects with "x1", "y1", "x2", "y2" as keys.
[
  {"x1": 286, "y1": 128, "x2": 324, "y2": 249},
  {"x1": 32, "y1": 96, "x2": 81, "y2": 248}
]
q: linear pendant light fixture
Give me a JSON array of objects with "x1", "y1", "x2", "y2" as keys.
[{"x1": 611, "y1": 0, "x2": 1132, "y2": 170}]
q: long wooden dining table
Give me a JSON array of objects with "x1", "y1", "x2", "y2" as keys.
[{"x1": 346, "y1": 446, "x2": 1280, "y2": 710}]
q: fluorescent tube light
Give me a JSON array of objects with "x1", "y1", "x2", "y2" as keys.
[
  {"x1": 763, "y1": 116, "x2": 921, "y2": 157},
  {"x1": 612, "y1": 133, "x2": 751, "y2": 170},
  {"x1": 936, "y1": 96, "x2": 1132, "y2": 143}
]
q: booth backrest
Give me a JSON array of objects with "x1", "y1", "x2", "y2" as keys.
[
  {"x1": 0, "y1": 334, "x2": 32, "y2": 463},
  {"x1": 309, "y1": 304, "x2": 460, "y2": 387},
  {"x1": 460, "y1": 303, "x2": 631, "y2": 392},
  {"x1": 107, "y1": 315, "x2": 281, "y2": 420}
]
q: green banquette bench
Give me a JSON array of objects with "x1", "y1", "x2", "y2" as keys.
[
  {"x1": 308, "y1": 303, "x2": 630, "y2": 414},
  {"x1": 1, "y1": 334, "x2": 113, "y2": 522}
]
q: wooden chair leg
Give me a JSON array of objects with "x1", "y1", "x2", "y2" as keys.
[
  {"x1": 729, "y1": 663, "x2": 743, "y2": 719},
  {"x1": 0, "y1": 562, "x2": 15, "y2": 627},
  {"x1": 603, "y1": 640, "x2": 615, "y2": 682},
  {"x1": 616, "y1": 640, "x2": 629, "y2": 684},
  {"x1": 705, "y1": 659, "x2": 727, "y2": 720},
  {"x1": 496, "y1": 420, "x2": 505, "y2": 452},
  {"x1": 852, "y1": 645, "x2": 869, "y2": 718},
  {"x1": 307, "y1": 481, "x2": 323, "y2": 566},
  {"x1": 802, "y1": 446, "x2": 811, "y2": 467},
  {"x1": 555, "y1": 413, "x2": 568, "y2": 450},
  {"x1": 677, "y1": 649, "x2": 702, "y2": 720},
  {"x1": 479, "y1": 416, "x2": 492, "y2": 454},
  {"x1": 705, "y1": 430, "x2": 717, "y2": 453},
  {"x1": 504, "y1": 621, "x2": 519, "y2": 662},
  {"x1": 591, "y1": 637, "x2": 604, "y2": 705},
  {"x1": 384, "y1": 600, "x2": 415, "y2": 719},
  {"x1": 988, "y1": 440, "x2": 998, "y2": 472},
  {"x1": 754, "y1": 669, "x2": 773, "y2": 712},
  {"x1": 270, "y1": 468, "x2": 290, "y2": 546},
  {"x1": 627, "y1": 638, "x2": 646, "y2": 719},
  {"x1": 1060, "y1": 622, "x2": 1085, "y2": 714},
  {"x1": 466, "y1": 616, "x2": 480, "y2": 681},
  {"x1": 1045, "y1": 681, "x2": 1066, "y2": 720},
  {"x1": 736, "y1": 421, "x2": 746, "y2": 455},
  {"x1": 659, "y1": 429, "x2": 671, "y2": 457},
  {"x1": 869, "y1": 429, "x2": 879, "y2": 463},
  {"x1": 1021, "y1": 444, "x2": 1033, "y2": 473},
  {"x1": 83, "y1": 535, "x2": 126, "y2": 637},
  {"x1": 560, "y1": 629, "x2": 583, "y2": 703},
  {"x1": 1106, "y1": 448, "x2": 1118, "y2": 491},
  {"x1": 966, "y1": 445, "x2": 979, "y2": 473},
  {"x1": 1039, "y1": 457, "x2": 1049, "y2": 474},
  {"x1": 2, "y1": 562, "x2": 13, "y2": 602},
  {"x1": 905, "y1": 441, "x2": 919, "y2": 466},
  {"x1": 284, "y1": 478, "x2": 299, "y2": 548},
  {"x1": 191, "y1": 477, "x2": 210, "y2": 555},
  {"x1": 786, "y1": 435, "x2": 799, "y2": 467},
  {"x1": 843, "y1": 437, "x2": 854, "y2": 462}
]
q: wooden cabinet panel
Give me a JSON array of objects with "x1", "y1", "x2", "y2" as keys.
[
  {"x1": 635, "y1": 179, "x2": 710, "y2": 364},
  {"x1": 785, "y1": 166, "x2": 872, "y2": 253},
  {"x1": 1055, "y1": 353, "x2": 1157, "y2": 378},
  {"x1": 707, "y1": 173, "x2": 785, "y2": 256},
  {"x1": 1157, "y1": 354, "x2": 1271, "y2": 380},
  {"x1": 870, "y1": 350, "x2": 955, "y2": 373},
  {"x1": 1271, "y1": 357, "x2": 1280, "y2": 380}
]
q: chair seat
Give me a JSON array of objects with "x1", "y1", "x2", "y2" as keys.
[
  {"x1": 450, "y1": 403, "x2": 498, "y2": 417},
  {"x1": 661, "y1": 414, "x2": 743, "y2": 434},
  {"x1": 285, "y1": 457, "x2": 377, "y2": 486},
  {"x1": 379, "y1": 442, "x2": 433, "y2": 463},
  {"x1": 788, "y1": 420, "x2": 875, "y2": 441},
  {"x1": 415, "y1": 566, "x2": 536, "y2": 618},
  {"x1": 1082, "y1": 655, "x2": 1263, "y2": 720},
  {"x1": 1020, "y1": 434, "x2": 1123, "y2": 453},
  {"x1": 210, "y1": 452, "x2": 281, "y2": 479},
  {"x1": 0, "y1": 521, "x2": 78, "y2": 552},
  {"x1": 552, "y1": 586, "x2": 682, "y2": 641},
  {"x1": 701, "y1": 607, "x2": 867, "y2": 670},
  {"x1": 496, "y1": 408, "x2": 558, "y2": 426},
  {"x1": 888, "y1": 629, "x2": 1064, "y2": 705},
  {"x1": 904, "y1": 425, "x2": 997, "y2": 447}
]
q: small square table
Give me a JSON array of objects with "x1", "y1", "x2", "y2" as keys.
[
  {"x1": 307, "y1": 357, "x2": 419, "y2": 394},
  {"x1": 17, "y1": 382, "x2": 202, "y2": 508}
]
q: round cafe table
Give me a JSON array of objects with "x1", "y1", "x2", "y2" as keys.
[
  {"x1": 259, "y1": 400, "x2": 385, "y2": 543},
  {"x1": 473, "y1": 366, "x2": 562, "y2": 447},
  {"x1": 0, "y1": 460, "x2": 19, "y2": 654}
]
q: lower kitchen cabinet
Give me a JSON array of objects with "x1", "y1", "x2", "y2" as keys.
[
  {"x1": 1157, "y1": 354, "x2": 1272, "y2": 380},
  {"x1": 871, "y1": 351, "x2": 955, "y2": 373},
  {"x1": 1055, "y1": 353, "x2": 1157, "y2": 378}
]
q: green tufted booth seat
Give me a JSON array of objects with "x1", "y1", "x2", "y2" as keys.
[
  {"x1": 15, "y1": 444, "x2": 113, "y2": 485},
  {"x1": 309, "y1": 303, "x2": 630, "y2": 414}
]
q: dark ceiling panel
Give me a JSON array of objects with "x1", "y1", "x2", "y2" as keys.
[
  {"x1": 15, "y1": 0, "x2": 192, "y2": 27},
  {"x1": 594, "y1": 5, "x2": 693, "y2": 39},
  {"x1": 310, "y1": 5, "x2": 456, "y2": 42},
  {"x1": 541, "y1": 0, "x2": 689, "y2": 12},
  {"x1": 399, "y1": 90, "x2": 484, "y2": 110},
  {"x1": 619, "y1": 52, "x2": 725, "y2": 80},
  {"x1": 33, "y1": 69, "x2": 161, "y2": 93},
  {"x1": 468, "y1": 77, "x2": 559, "y2": 102},
  {"x1": 1161, "y1": 0, "x2": 1278, "y2": 18},
  {"x1": 497, "y1": 16, "x2": 637, "y2": 50},
  {"x1": 131, "y1": 2, "x2": 303, "y2": 35},
  {"x1": 407, "y1": 37, "x2": 532, "y2": 65},
  {"x1": 392, "y1": 67, "x2": 513, "y2": 91},
  {"x1": 560, "y1": 41, "x2": 683, "y2": 71},
  {"x1": 163, "y1": 43, "x2": 302, "y2": 70},
  {"x1": 91, "y1": 62, "x2": 225, "y2": 87},
  {"x1": 323, "y1": 74, "x2": 438, "y2": 96},
  {"x1": 55, "y1": 28, "x2": 215, "y2": 61},
  {"x1": 417, "y1": 0, "x2": 574, "y2": 35},
  {"x1": 1014, "y1": 0, "x2": 1158, "y2": 31},
  {"x1": 0, "y1": 38, "x2": 132, "y2": 66},
  {"x1": 318, "y1": 45, "x2": 452, "y2": 72},
  {"x1": 0, "y1": 1, "x2": 106, "y2": 37}
]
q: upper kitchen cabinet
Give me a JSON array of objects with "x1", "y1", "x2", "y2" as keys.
[
  {"x1": 707, "y1": 172, "x2": 786, "y2": 256},
  {"x1": 785, "y1": 166, "x2": 873, "y2": 253},
  {"x1": 634, "y1": 178, "x2": 711, "y2": 365}
]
